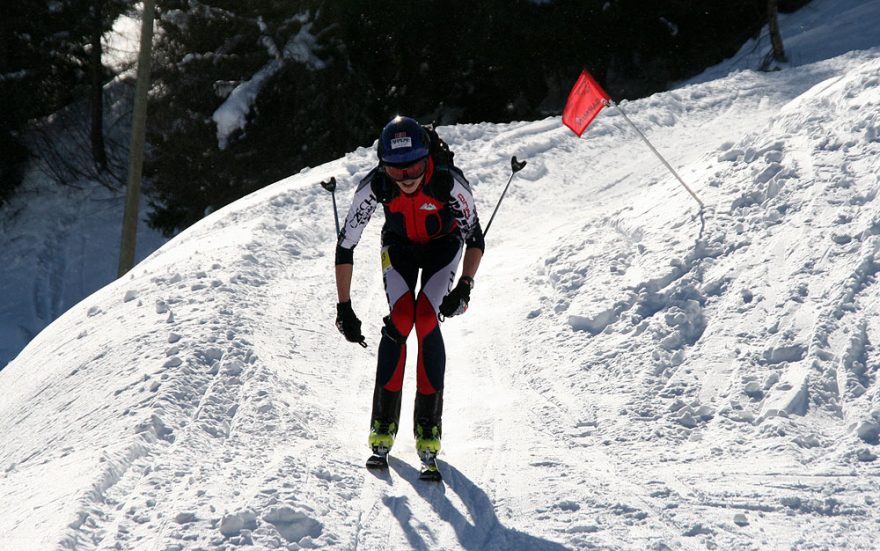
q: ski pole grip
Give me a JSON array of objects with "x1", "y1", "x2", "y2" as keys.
[
  {"x1": 484, "y1": 156, "x2": 528, "y2": 239},
  {"x1": 320, "y1": 177, "x2": 340, "y2": 236}
]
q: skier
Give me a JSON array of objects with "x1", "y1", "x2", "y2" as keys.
[{"x1": 334, "y1": 115, "x2": 484, "y2": 479}]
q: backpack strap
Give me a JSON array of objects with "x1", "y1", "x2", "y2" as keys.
[
  {"x1": 370, "y1": 169, "x2": 398, "y2": 204},
  {"x1": 427, "y1": 168, "x2": 453, "y2": 203},
  {"x1": 423, "y1": 124, "x2": 455, "y2": 171},
  {"x1": 422, "y1": 123, "x2": 457, "y2": 202}
]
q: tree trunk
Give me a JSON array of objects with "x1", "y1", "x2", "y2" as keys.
[
  {"x1": 767, "y1": 0, "x2": 787, "y2": 63},
  {"x1": 90, "y1": 1, "x2": 107, "y2": 170},
  {"x1": 119, "y1": 0, "x2": 156, "y2": 277}
]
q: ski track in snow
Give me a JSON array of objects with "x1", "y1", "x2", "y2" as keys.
[{"x1": 3, "y1": 16, "x2": 880, "y2": 551}]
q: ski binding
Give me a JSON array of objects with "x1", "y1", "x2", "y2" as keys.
[
  {"x1": 366, "y1": 444, "x2": 390, "y2": 470},
  {"x1": 418, "y1": 450, "x2": 442, "y2": 481}
]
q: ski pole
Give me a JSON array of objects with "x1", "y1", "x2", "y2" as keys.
[
  {"x1": 484, "y1": 156, "x2": 527, "y2": 238},
  {"x1": 320, "y1": 177, "x2": 340, "y2": 237}
]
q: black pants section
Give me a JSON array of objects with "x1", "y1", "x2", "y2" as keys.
[
  {"x1": 370, "y1": 232, "x2": 461, "y2": 438},
  {"x1": 370, "y1": 383, "x2": 402, "y2": 435},
  {"x1": 370, "y1": 385, "x2": 444, "y2": 439},
  {"x1": 414, "y1": 389, "x2": 443, "y2": 439}
]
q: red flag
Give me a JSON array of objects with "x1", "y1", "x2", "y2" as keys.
[{"x1": 562, "y1": 70, "x2": 611, "y2": 137}]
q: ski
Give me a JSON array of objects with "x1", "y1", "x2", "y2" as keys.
[
  {"x1": 365, "y1": 453, "x2": 389, "y2": 470},
  {"x1": 419, "y1": 457, "x2": 442, "y2": 481}
]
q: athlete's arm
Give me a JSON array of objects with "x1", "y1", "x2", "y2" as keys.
[
  {"x1": 334, "y1": 170, "x2": 380, "y2": 304},
  {"x1": 461, "y1": 247, "x2": 482, "y2": 281},
  {"x1": 335, "y1": 263, "x2": 353, "y2": 303},
  {"x1": 447, "y1": 170, "x2": 484, "y2": 284},
  {"x1": 336, "y1": 169, "x2": 380, "y2": 263}
]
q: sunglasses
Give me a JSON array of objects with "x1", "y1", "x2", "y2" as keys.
[{"x1": 384, "y1": 158, "x2": 427, "y2": 182}]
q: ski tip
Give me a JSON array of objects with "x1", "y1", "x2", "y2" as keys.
[
  {"x1": 365, "y1": 455, "x2": 389, "y2": 470},
  {"x1": 419, "y1": 466, "x2": 443, "y2": 482}
]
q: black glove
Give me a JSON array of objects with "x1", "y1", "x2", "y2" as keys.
[
  {"x1": 336, "y1": 300, "x2": 367, "y2": 347},
  {"x1": 439, "y1": 277, "x2": 473, "y2": 318}
]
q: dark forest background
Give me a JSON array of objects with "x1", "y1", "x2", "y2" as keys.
[{"x1": 2, "y1": 0, "x2": 810, "y2": 235}]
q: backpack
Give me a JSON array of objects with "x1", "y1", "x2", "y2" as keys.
[{"x1": 423, "y1": 124, "x2": 455, "y2": 172}]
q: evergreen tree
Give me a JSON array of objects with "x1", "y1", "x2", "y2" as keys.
[
  {"x1": 1, "y1": 0, "x2": 132, "y2": 203},
  {"x1": 0, "y1": 0, "x2": 66, "y2": 202},
  {"x1": 142, "y1": 0, "x2": 799, "y2": 235},
  {"x1": 146, "y1": 0, "x2": 374, "y2": 233}
]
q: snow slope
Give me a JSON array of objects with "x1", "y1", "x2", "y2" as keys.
[{"x1": 3, "y1": 1, "x2": 880, "y2": 549}]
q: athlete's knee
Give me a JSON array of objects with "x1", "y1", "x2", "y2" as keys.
[
  {"x1": 388, "y1": 293, "x2": 416, "y2": 339},
  {"x1": 414, "y1": 294, "x2": 439, "y2": 337}
]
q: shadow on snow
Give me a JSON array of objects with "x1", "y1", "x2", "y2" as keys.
[{"x1": 383, "y1": 458, "x2": 571, "y2": 551}]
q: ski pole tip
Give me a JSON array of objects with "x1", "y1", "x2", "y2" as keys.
[
  {"x1": 511, "y1": 156, "x2": 527, "y2": 172},
  {"x1": 320, "y1": 177, "x2": 337, "y2": 192}
]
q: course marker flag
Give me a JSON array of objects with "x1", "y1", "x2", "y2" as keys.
[
  {"x1": 562, "y1": 70, "x2": 611, "y2": 137},
  {"x1": 562, "y1": 70, "x2": 704, "y2": 210}
]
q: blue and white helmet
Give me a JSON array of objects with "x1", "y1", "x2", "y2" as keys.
[{"x1": 377, "y1": 116, "x2": 430, "y2": 166}]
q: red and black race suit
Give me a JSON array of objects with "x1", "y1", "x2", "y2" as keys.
[{"x1": 335, "y1": 154, "x2": 484, "y2": 435}]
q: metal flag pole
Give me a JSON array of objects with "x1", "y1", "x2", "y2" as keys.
[{"x1": 607, "y1": 100, "x2": 704, "y2": 210}]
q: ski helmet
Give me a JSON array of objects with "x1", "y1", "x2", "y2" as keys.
[{"x1": 377, "y1": 116, "x2": 430, "y2": 166}]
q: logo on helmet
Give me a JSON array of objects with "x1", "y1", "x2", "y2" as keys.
[{"x1": 390, "y1": 132, "x2": 412, "y2": 150}]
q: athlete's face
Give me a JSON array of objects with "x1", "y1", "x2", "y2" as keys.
[
  {"x1": 385, "y1": 158, "x2": 427, "y2": 194},
  {"x1": 394, "y1": 175, "x2": 423, "y2": 194}
]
